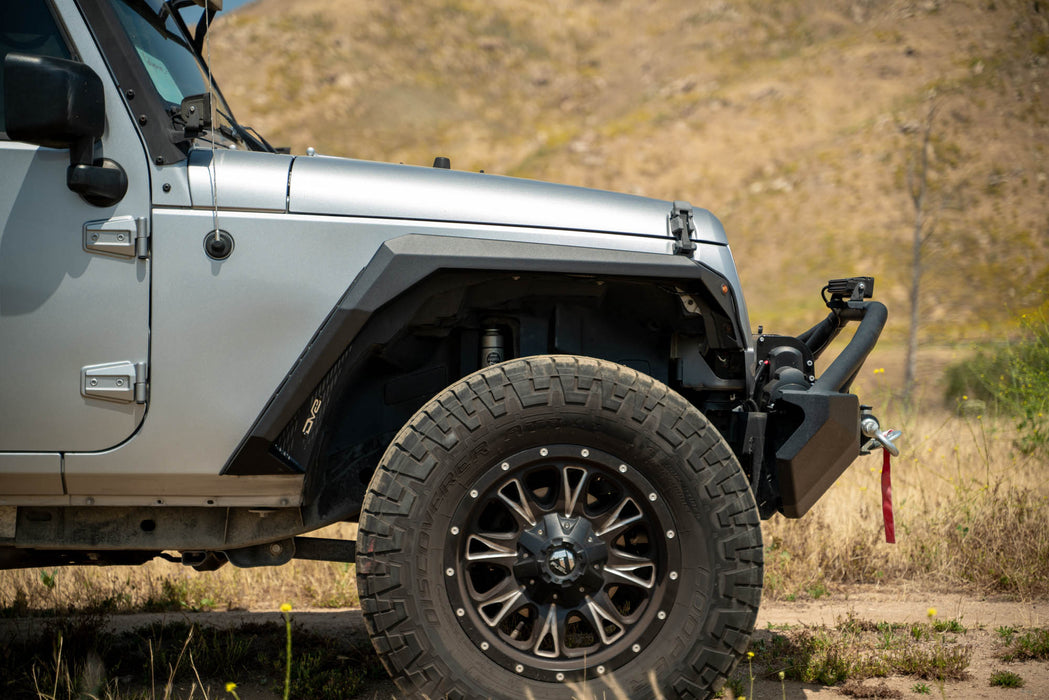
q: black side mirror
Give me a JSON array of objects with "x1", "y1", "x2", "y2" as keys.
[{"x1": 4, "y1": 53, "x2": 127, "y2": 207}]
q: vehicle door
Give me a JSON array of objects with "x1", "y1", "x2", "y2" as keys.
[{"x1": 0, "y1": 0, "x2": 151, "y2": 494}]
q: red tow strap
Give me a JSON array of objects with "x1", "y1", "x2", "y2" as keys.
[{"x1": 881, "y1": 447, "x2": 895, "y2": 544}]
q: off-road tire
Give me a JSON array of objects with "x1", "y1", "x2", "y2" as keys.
[{"x1": 356, "y1": 355, "x2": 762, "y2": 699}]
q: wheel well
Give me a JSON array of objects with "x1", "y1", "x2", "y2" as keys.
[{"x1": 292, "y1": 270, "x2": 745, "y2": 530}]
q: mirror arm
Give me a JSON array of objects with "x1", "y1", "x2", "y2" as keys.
[
  {"x1": 69, "y1": 136, "x2": 95, "y2": 168},
  {"x1": 67, "y1": 160, "x2": 128, "y2": 207}
]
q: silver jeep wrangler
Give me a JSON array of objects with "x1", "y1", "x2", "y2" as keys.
[{"x1": 0, "y1": 1, "x2": 898, "y2": 697}]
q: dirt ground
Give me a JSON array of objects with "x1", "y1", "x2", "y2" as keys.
[
  {"x1": 3, "y1": 586, "x2": 1046, "y2": 699},
  {"x1": 751, "y1": 586, "x2": 1049, "y2": 699}
]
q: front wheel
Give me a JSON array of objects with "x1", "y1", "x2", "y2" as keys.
[{"x1": 357, "y1": 355, "x2": 762, "y2": 699}]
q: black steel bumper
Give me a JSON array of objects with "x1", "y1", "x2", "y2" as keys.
[{"x1": 773, "y1": 298, "x2": 887, "y2": 518}]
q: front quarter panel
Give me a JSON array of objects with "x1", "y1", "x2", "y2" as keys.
[{"x1": 62, "y1": 208, "x2": 704, "y2": 501}]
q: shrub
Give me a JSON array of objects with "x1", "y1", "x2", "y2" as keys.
[
  {"x1": 989, "y1": 669, "x2": 1024, "y2": 688},
  {"x1": 944, "y1": 310, "x2": 1049, "y2": 455}
]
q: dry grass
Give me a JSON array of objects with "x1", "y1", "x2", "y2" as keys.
[
  {"x1": 208, "y1": 0, "x2": 1049, "y2": 337},
  {"x1": 763, "y1": 404, "x2": 1049, "y2": 601},
  {"x1": 2, "y1": 410, "x2": 1045, "y2": 617},
  {"x1": 0, "y1": 524, "x2": 359, "y2": 615}
]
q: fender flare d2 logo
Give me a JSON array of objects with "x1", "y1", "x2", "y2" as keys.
[{"x1": 302, "y1": 398, "x2": 323, "y2": 436}]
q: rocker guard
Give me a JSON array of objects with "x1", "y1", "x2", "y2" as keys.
[{"x1": 773, "y1": 300, "x2": 887, "y2": 518}]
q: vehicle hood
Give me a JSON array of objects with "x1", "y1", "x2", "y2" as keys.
[{"x1": 188, "y1": 150, "x2": 728, "y2": 244}]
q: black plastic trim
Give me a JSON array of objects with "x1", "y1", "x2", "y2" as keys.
[{"x1": 75, "y1": 0, "x2": 187, "y2": 165}]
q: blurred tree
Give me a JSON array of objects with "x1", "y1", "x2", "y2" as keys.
[{"x1": 901, "y1": 101, "x2": 939, "y2": 402}]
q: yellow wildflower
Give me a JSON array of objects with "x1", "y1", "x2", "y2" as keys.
[
  {"x1": 225, "y1": 682, "x2": 237, "y2": 693},
  {"x1": 280, "y1": 602, "x2": 292, "y2": 613},
  {"x1": 927, "y1": 607, "x2": 937, "y2": 618}
]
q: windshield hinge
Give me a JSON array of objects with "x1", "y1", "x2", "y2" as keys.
[
  {"x1": 180, "y1": 93, "x2": 213, "y2": 135},
  {"x1": 669, "y1": 201, "x2": 697, "y2": 257}
]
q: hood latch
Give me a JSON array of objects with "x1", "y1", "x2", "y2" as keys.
[{"x1": 669, "y1": 201, "x2": 697, "y2": 257}]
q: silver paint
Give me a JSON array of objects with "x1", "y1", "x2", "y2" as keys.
[
  {"x1": 288, "y1": 155, "x2": 728, "y2": 244},
  {"x1": 188, "y1": 149, "x2": 293, "y2": 212},
  {"x1": 0, "y1": 4, "x2": 150, "y2": 457},
  {"x1": 63, "y1": 207, "x2": 706, "y2": 497}
]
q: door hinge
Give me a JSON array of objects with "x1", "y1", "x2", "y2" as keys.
[
  {"x1": 81, "y1": 361, "x2": 148, "y2": 404},
  {"x1": 84, "y1": 216, "x2": 150, "y2": 259}
]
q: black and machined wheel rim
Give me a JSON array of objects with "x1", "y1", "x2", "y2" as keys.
[{"x1": 444, "y1": 444, "x2": 684, "y2": 682}]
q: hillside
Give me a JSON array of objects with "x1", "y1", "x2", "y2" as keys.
[{"x1": 207, "y1": 0, "x2": 1049, "y2": 341}]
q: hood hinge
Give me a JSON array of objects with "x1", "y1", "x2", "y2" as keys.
[{"x1": 669, "y1": 201, "x2": 697, "y2": 257}]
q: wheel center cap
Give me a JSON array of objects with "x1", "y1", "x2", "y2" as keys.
[
  {"x1": 547, "y1": 546, "x2": 576, "y2": 576},
  {"x1": 516, "y1": 513, "x2": 607, "y2": 597}
]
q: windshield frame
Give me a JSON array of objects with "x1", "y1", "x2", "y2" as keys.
[{"x1": 76, "y1": 0, "x2": 243, "y2": 166}]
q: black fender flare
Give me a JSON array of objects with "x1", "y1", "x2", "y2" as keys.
[{"x1": 223, "y1": 234, "x2": 744, "y2": 519}]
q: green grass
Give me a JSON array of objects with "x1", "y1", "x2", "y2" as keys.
[
  {"x1": 996, "y1": 627, "x2": 1049, "y2": 662},
  {"x1": 944, "y1": 310, "x2": 1049, "y2": 456},
  {"x1": 736, "y1": 614, "x2": 972, "y2": 688},
  {"x1": 932, "y1": 619, "x2": 965, "y2": 634},
  {"x1": 989, "y1": 669, "x2": 1025, "y2": 688}
]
